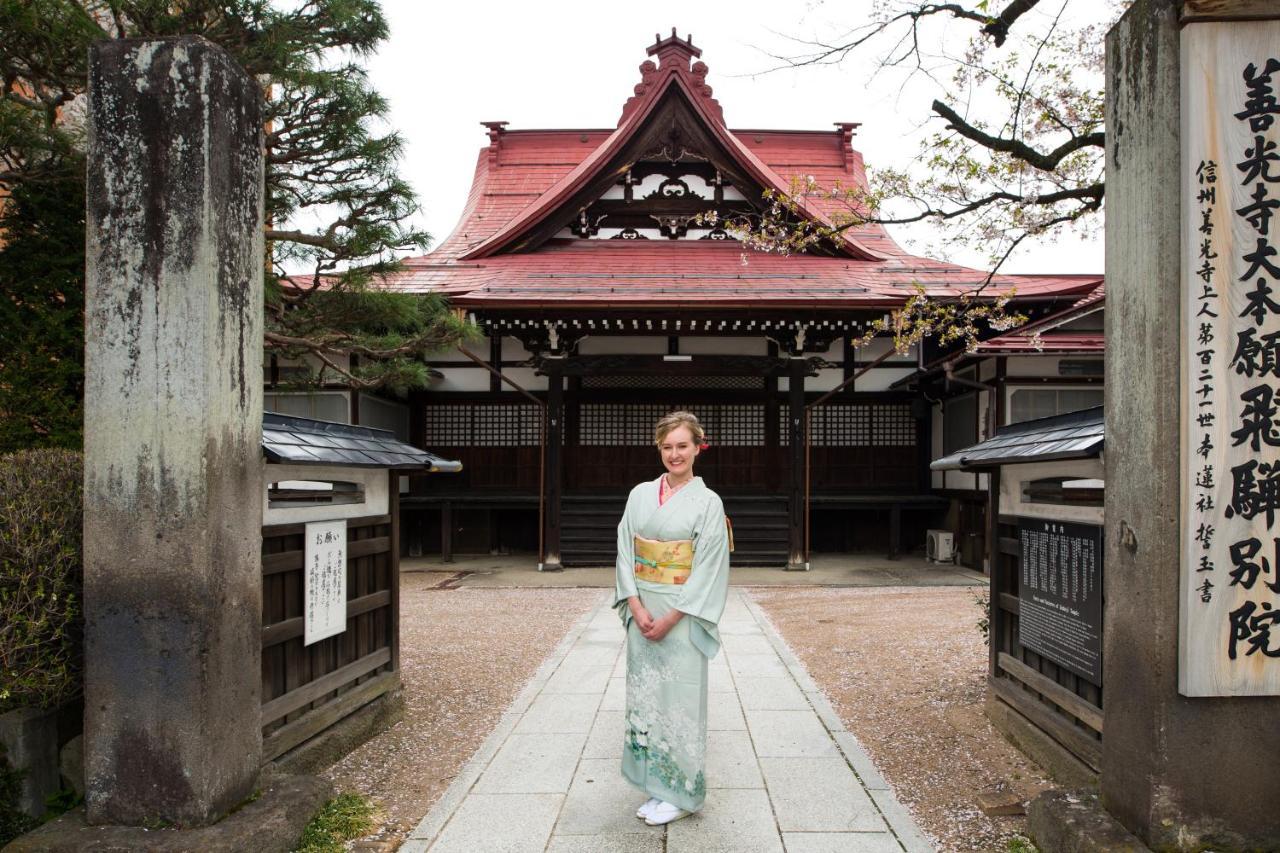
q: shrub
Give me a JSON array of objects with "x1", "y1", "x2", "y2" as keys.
[
  {"x1": 0, "y1": 449, "x2": 83, "y2": 713},
  {"x1": 974, "y1": 590, "x2": 991, "y2": 647}
]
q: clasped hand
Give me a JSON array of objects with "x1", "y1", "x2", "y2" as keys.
[{"x1": 628, "y1": 597, "x2": 683, "y2": 641}]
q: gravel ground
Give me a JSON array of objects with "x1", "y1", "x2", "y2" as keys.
[
  {"x1": 746, "y1": 586, "x2": 1052, "y2": 853},
  {"x1": 322, "y1": 576, "x2": 603, "y2": 849}
]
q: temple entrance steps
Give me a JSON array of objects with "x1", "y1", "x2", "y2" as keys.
[{"x1": 560, "y1": 494, "x2": 791, "y2": 567}]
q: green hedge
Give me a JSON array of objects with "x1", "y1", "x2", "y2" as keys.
[{"x1": 0, "y1": 450, "x2": 83, "y2": 713}]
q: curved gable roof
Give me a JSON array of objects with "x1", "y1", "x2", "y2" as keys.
[
  {"x1": 384, "y1": 32, "x2": 1103, "y2": 310},
  {"x1": 459, "y1": 32, "x2": 887, "y2": 261}
]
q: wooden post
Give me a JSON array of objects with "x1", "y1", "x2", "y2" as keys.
[
  {"x1": 786, "y1": 357, "x2": 807, "y2": 570},
  {"x1": 388, "y1": 471, "x2": 401, "y2": 675},
  {"x1": 987, "y1": 467, "x2": 1002, "y2": 678},
  {"x1": 542, "y1": 360, "x2": 565, "y2": 571},
  {"x1": 489, "y1": 334, "x2": 502, "y2": 393},
  {"x1": 765, "y1": 342, "x2": 781, "y2": 493},
  {"x1": 441, "y1": 500, "x2": 453, "y2": 563},
  {"x1": 887, "y1": 503, "x2": 901, "y2": 560}
]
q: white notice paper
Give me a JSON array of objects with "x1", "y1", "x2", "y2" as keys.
[{"x1": 304, "y1": 519, "x2": 347, "y2": 645}]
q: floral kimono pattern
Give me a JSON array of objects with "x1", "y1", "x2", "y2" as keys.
[{"x1": 614, "y1": 476, "x2": 731, "y2": 812}]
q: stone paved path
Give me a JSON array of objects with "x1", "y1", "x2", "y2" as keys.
[{"x1": 402, "y1": 589, "x2": 934, "y2": 853}]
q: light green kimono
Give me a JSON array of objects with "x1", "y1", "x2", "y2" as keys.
[{"x1": 614, "y1": 475, "x2": 731, "y2": 812}]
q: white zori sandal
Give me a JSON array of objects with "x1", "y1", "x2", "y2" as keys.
[
  {"x1": 644, "y1": 800, "x2": 692, "y2": 825},
  {"x1": 635, "y1": 797, "x2": 661, "y2": 820}
]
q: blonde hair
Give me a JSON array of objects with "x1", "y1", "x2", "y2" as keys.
[{"x1": 654, "y1": 410, "x2": 705, "y2": 446}]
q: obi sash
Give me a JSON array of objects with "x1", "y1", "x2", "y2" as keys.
[{"x1": 634, "y1": 535, "x2": 693, "y2": 585}]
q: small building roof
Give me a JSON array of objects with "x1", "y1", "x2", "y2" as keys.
[
  {"x1": 930, "y1": 406, "x2": 1104, "y2": 471},
  {"x1": 262, "y1": 412, "x2": 462, "y2": 472}
]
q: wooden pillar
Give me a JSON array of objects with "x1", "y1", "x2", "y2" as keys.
[
  {"x1": 541, "y1": 359, "x2": 565, "y2": 571},
  {"x1": 887, "y1": 504, "x2": 901, "y2": 560},
  {"x1": 489, "y1": 334, "x2": 502, "y2": 392},
  {"x1": 987, "y1": 468, "x2": 1002, "y2": 678},
  {"x1": 765, "y1": 341, "x2": 781, "y2": 493},
  {"x1": 786, "y1": 357, "x2": 807, "y2": 570},
  {"x1": 440, "y1": 500, "x2": 453, "y2": 563},
  {"x1": 388, "y1": 471, "x2": 402, "y2": 673}
]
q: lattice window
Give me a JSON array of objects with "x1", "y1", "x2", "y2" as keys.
[
  {"x1": 580, "y1": 403, "x2": 666, "y2": 446},
  {"x1": 871, "y1": 404, "x2": 916, "y2": 446},
  {"x1": 423, "y1": 403, "x2": 540, "y2": 447},
  {"x1": 779, "y1": 403, "x2": 916, "y2": 447},
  {"x1": 582, "y1": 375, "x2": 764, "y2": 390},
  {"x1": 579, "y1": 403, "x2": 766, "y2": 446},
  {"x1": 698, "y1": 405, "x2": 765, "y2": 446}
]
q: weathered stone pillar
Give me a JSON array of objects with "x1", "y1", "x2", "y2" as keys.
[
  {"x1": 1101, "y1": 2, "x2": 1280, "y2": 849},
  {"x1": 83, "y1": 36, "x2": 264, "y2": 826}
]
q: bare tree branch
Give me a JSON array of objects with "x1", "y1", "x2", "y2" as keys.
[
  {"x1": 983, "y1": 0, "x2": 1043, "y2": 46},
  {"x1": 930, "y1": 99, "x2": 1103, "y2": 172}
]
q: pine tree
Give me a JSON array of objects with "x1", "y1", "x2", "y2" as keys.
[{"x1": 0, "y1": 0, "x2": 469, "y2": 451}]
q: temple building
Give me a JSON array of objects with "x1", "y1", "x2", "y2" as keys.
[{"x1": 268, "y1": 31, "x2": 1105, "y2": 571}]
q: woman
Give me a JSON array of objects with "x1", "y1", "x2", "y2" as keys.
[{"x1": 614, "y1": 410, "x2": 731, "y2": 826}]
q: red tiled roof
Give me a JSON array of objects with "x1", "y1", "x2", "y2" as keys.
[
  {"x1": 971, "y1": 331, "x2": 1106, "y2": 355},
  {"x1": 383, "y1": 242, "x2": 1102, "y2": 309},
  {"x1": 967, "y1": 289, "x2": 1106, "y2": 355},
  {"x1": 386, "y1": 33, "x2": 1103, "y2": 310}
]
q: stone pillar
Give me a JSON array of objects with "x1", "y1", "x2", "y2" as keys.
[
  {"x1": 786, "y1": 357, "x2": 807, "y2": 571},
  {"x1": 1101, "y1": 2, "x2": 1280, "y2": 849},
  {"x1": 83, "y1": 37, "x2": 264, "y2": 826},
  {"x1": 541, "y1": 359, "x2": 565, "y2": 571}
]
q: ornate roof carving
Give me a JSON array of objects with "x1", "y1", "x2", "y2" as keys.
[{"x1": 621, "y1": 30, "x2": 723, "y2": 125}]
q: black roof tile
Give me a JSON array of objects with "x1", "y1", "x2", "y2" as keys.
[
  {"x1": 931, "y1": 406, "x2": 1103, "y2": 471},
  {"x1": 261, "y1": 412, "x2": 462, "y2": 472}
]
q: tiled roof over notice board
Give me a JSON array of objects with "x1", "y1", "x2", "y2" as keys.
[
  {"x1": 262, "y1": 412, "x2": 462, "y2": 471},
  {"x1": 930, "y1": 406, "x2": 1104, "y2": 471}
]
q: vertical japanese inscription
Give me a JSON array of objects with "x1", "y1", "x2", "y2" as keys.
[
  {"x1": 1180, "y1": 24, "x2": 1280, "y2": 696},
  {"x1": 304, "y1": 519, "x2": 348, "y2": 646}
]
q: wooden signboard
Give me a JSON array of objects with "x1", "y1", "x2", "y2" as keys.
[
  {"x1": 304, "y1": 519, "x2": 347, "y2": 645},
  {"x1": 1180, "y1": 22, "x2": 1280, "y2": 696}
]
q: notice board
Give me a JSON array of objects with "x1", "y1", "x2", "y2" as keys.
[
  {"x1": 304, "y1": 519, "x2": 347, "y2": 645},
  {"x1": 1017, "y1": 518, "x2": 1104, "y2": 685}
]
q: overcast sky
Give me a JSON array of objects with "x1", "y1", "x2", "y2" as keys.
[{"x1": 364, "y1": 0, "x2": 1109, "y2": 275}]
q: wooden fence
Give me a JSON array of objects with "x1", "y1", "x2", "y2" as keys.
[
  {"x1": 989, "y1": 511, "x2": 1104, "y2": 773},
  {"x1": 259, "y1": 487, "x2": 400, "y2": 763}
]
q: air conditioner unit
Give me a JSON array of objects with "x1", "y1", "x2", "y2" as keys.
[{"x1": 926, "y1": 529, "x2": 956, "y2": 563}]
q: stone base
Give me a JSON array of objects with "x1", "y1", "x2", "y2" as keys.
[
  {"x1": 266, "y1": 688, "x2": 405, "y2": 778},
  {"x1": 1027, "y1": 789, "x2": 1151, "y2": 853},
  {"x1": 4, "y1": 775, "x2": 333, "y2": 853},
  {"x1": 984, "y1": 695, "x2": 1097, "y2": 789}
]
